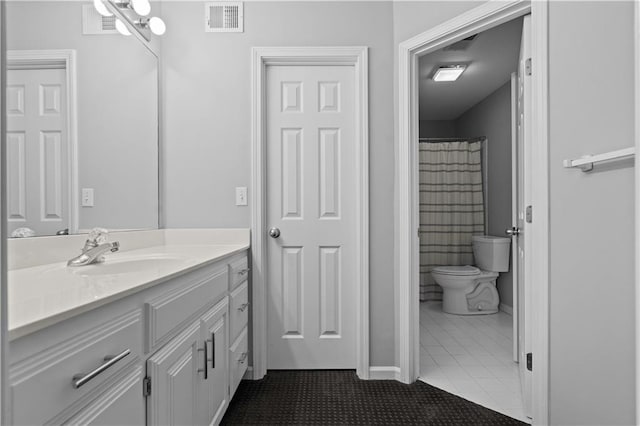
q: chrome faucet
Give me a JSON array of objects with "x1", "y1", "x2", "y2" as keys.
[{"x1": 67, "y1": 228, "x2": 120, "y2": 267}]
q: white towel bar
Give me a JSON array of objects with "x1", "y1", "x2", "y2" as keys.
[{"x1": 563, "y1": 147, "x2": 635, "y2": 172}]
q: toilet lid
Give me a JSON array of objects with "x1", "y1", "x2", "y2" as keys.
[{"x1": 432, "y1": 265, "x2": 480, "y2": 276}]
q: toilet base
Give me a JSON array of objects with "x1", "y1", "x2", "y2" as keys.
[{"x1": 442, "y1": 280, "x2": 499, "y2": 315}]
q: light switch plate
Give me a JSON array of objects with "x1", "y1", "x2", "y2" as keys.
[
  {"x1": 82, "y1": 188, "x2": 94, "y2": 207},
  {"x1": 235, "y1": 187, "x2": 247, "y2": 206}
]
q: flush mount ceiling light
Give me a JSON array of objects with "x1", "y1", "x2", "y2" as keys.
[{"x1": 432, "y1": 65, "x2": 467, "y2": 82}]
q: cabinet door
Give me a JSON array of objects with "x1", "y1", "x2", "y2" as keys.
[
  {"x1": 62, "y1": 366, "x2": 144, "y2": 426},
  {"x1": 200, "y1": 298, "x2": 229, "y2": 426},
  {"x1": 147, "y1": 321, "x2": 203, "y2": 425}
]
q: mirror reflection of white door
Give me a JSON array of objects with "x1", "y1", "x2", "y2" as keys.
[
  {"x1": 515, "y1": 14, "x2": 532, "y2": 419},
  {"x1": 266, "y1": 65, "x2": 357, "y2": 369},
  {"x1": 6, "y1": 66, "x2": 69, "y2": 237}
]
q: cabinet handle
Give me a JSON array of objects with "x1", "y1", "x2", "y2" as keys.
[
  {"x1": 238, "y1": 352, "x2": 248, "y2": 364},
  {"x1": 198, "y1": 341, "x2": 208, "y2": 380},
  {"x1": 237, "y1": 303, "x2": 250, "y2": 312},
  {"x1": 238, "y1": 268, "x2": 250, "y2": 276},
  {"x1": 72, "y1": 349, "x2": 130, "y2": 389},
  {"x1": 210, "y1": 332, "x2": 215, "y2": 369}
]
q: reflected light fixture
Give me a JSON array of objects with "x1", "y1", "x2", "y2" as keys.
[
  {"x1": 115, "y1": 18, "x2": 132, "y2": 36},
  {"x1": 433, "y1": 65, "x2": 467, "y2": 82},
  {"x1": 101, "y1": 0, "x2": 167, "y2": 39},
  {"x1": 93, "y1": 0, "x2": 113, "y2": 17},
  {"x1": 136, "y1": 17, "x2": 166, "y2": 35},
  {"x1": 148, "y1": 17, "x2": 166, "y2": 35},
  {"x1": 131, "y1": 0, "x2": 151, "y2": 17}
]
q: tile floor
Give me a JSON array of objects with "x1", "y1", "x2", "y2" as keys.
[{"x1": 419, "y1": 301, "x2": 530, "y2": 423}]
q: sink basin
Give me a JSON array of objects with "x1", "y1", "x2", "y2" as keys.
[{"x1": 69, "y1": 254, "x2": 189, "y2": 277}]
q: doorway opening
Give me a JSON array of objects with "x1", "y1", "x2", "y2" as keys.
[
  {"x1": 396, "y1": 1, "x2": 550, "y2": 424},
  {"x1": 416, "y1": 17, "x2": 528, "y2": 422}
]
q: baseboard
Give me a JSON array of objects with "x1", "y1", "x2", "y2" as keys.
[
  {"x1": 499, "y1": 303, "x2": 513, "y2": 315},
  {"x1": 243, "y1": 366, "x2": 254, "y2": 380},
  {"x1": 245, "y1": 365, "x2": 401, "y2": 381},
  {"x1": 368, "y1": 366, "x2": 401, "y2": 380}
]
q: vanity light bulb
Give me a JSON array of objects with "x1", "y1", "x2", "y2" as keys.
[
  {"x1": 115, "y1": 19, "x2": 132, "y2": 36},
  {"x1": 93, "y1": 0, "x2": 113, "y2": 17},
  {"x1": 149, "y1": 17, "x2": 166, "y2": 35},
  {"x1": 131, "y1": 0, "x2": 151, "y2": 17}
]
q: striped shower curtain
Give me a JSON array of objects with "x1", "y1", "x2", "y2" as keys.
[{"x1": 419, "y1": 140, "x2": 486, "y2": 302}]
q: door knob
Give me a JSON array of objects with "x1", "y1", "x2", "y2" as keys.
[
  {"x1": 269, "y1": 227, "x2": 281, "y2": 238},
  {"x1": 505, "y1": 227, "x2": 521, "y2": 236}
]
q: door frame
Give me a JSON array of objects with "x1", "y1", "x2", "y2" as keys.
[
  {"x1": 6, "y1": 49, "x2": 79, "y2": 234},
  {"x1": 396, "y1": 0, "x2": 550, "y2": 423},
  {"x1": 250, "y1": 46, "x2": 370, "y2": 380},
  {"x1": 635, "y1": 1, "x2": 640, "y2": 422}
]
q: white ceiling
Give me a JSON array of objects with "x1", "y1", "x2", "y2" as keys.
[{"x1": 419, "y1": 17, "x2": 524, "y2": 121}]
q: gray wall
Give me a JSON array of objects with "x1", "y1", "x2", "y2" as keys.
[
  {"x1": 418, "y1": 120, "x2": 456, "y2": 138},
  {"x1": 5, "y1": 2, "x2": 159, "y2": 233},
  {"x1": 548, "y1": 2, "x2": 635, "y2": 424},
  {"x1": 456, "y1": 82, "x2": 513, "y2": 308},
  {"x1": 160, "y1": 1, "x2": 396, "y2": 366}
]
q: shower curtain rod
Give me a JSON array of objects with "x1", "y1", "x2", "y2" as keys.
[{"x1": 419, "y1": 136, "x2": 487, "y2": 143}]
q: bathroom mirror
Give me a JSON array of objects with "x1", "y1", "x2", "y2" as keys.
[{"x1": 4, "y1": 1, "x2": 159, "y2": 237}]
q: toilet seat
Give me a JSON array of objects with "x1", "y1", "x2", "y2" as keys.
[{"x1": 432, "y1": 265, "x2": 480, "y2": 276}]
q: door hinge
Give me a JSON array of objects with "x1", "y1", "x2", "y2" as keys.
[
  {"x1": 143, "y1": 376, "x2": 152, "y2": 397},
  {"x1": 526, "y1": 353, "x2": 533, "y2": 371},
  {"x1": 526, "y1": 205, "x2": 533, "y2": 223},
  {"x1": 525, "y1": 58, "x2": 532, "y2": 76}
]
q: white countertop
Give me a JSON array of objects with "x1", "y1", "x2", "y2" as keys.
[{"x1": 8, "y1": 229, "x2": 249, "y2": 339}]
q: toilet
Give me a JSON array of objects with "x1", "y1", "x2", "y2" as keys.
[{"x1": 431, "y1": 235, "x2": 511, "y2": 315}]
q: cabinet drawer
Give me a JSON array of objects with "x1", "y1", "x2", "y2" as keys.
[
  {"x1": 146, "y1": 264, "x2": 228, "y2": 351},
  {"x1": 229, "y1": 281, "x2": 249, "y2": 343},
  {"x1": 62, "y1": 365, "x2": 144, "y2": 426},
  {"x1": 10, "y1": 310, "x2": 142, "y2": 426},
  {"x1": 229, "y1": 255, "x2": 249, "y2": 290},
  {"x1": 229, "y1": 327, "x2": 248, "y2": 397}
]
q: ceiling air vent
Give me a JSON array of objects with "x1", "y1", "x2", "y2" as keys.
[
  {"x1": 82, "y1": 4, "x2": 118, "y2": 35},
  {"x1": 205, "y1": 2, "x2": 244, "y2": 33}
]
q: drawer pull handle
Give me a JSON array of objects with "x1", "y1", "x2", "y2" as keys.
[
  {"x1": 238, "y1": 268, "x2": 250, "y2": 276},
  {"x1": 72, "y1": 349, "x2": 130, "y2": 389},
  {"x1": 238, "y1": 352, "x2": 248, "y2": 364},
  {"x1": 237, "y1": 303, "x2": 250, "y2": 312},
  {"x1": 198, "y1": 341, "x2": 209, "y2": 380}
]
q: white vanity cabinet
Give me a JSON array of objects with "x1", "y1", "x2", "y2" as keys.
[
  {"x1": 146, "y1": 298, "x2": 230, "y2": 426},
  {"x1": 8, "y1": 249, "x2": 249, "y2": 426}
]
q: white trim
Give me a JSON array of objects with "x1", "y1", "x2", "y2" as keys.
[
  {"x1": 636, "y1": 0, "x2": 640, "y2": 422},
  {"x1": 6, "y1": 50, "x2": 79, "y2": 235},
  {"x1": 250, "y1": 46, "x2": 369, "y2": 380},
  {"x1": 368, "y1": 366, "x2": 400, "y2": 380},
  {"x1": 243, "y1": 366, "x2": 254, "y2": 380},
  {"x1": 396, "y1": 0, "x2": 550, "y2": 424},
  {"x1": 529, "y1": 2, "x2": 550, "y2": 423},
  {"x1": 499, "y1": 303, "x2": 513, "y2": 316}
]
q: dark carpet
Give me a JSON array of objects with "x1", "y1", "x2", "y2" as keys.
[{"x1": 221, "y1": 370, "x2": 527, "y2": 425}]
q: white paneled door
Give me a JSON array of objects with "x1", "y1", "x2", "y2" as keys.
[
  {"x1": 266, "y1": 65, "x2": 357, "y2": 369},
  {"x1": 6, "y1": 67, "x2": 69, "y2": 237}
]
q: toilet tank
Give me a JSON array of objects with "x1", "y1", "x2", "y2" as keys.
[{"x1": 472, "y1": 235, "x2": 511, "y2": 272}]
